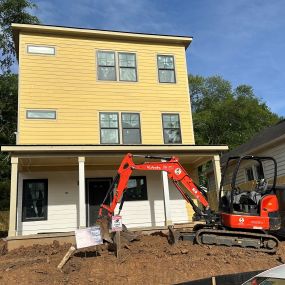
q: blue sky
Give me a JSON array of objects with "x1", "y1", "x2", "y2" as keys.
[{"x1": 33, "y1": 0, "x2": 285, "y2": 116}]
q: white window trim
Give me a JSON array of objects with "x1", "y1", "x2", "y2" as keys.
[
  {"x1": 27, "y1": 45, "x2": 56, "y2": 55},
  {"x1": 26, "y1": 109, "x2": 57, "y2": 120}
]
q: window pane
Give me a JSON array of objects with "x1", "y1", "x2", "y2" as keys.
[
  {"x1": 158, "y1": 55, "x2": 174, "y2": 69},
  {"x1": 163, "y1": 115, "x2": 179, "y2": 128},
  {"x1": 163, "y1": 129, "x2": 181, "y2": 144},
  {"x1": 27, "y1": 45, "x2": 55, "y2": 55},
  {"x1": 101, "y1": 129, "x2": 119, "y2": 144},
  {"x1": 246, "y1": 168, "x2": 254, "y2": 181},
  {"x1": 98, "y1": 66, "x2": 116, "y2": 80},
  {"x1": 119, "y1": 53, "x2": 136, "y2": 67},
  {"x1": 100, "y1": 113, "x2": 118, "y2": 128},
  {"x1": 124, "y1": 177, "x2": 147, "y2": 201},
  {"x1": 98, "y1": 51, "x2": 115, "y2": 66},
  {"x1": 159, "y1": 70, "x2": 175, "y2": 83},
  {"x1": 119, "y1": 68, "x2": 136, "y2": 81},
  {"x1": 122, "y1": 113, "x2": 139, "y2": 128},
  {"x1": 256, "y1": 164, "x2": 264, "y2": 179},
  {"x1": 27, "y1": 110, "x2": 56, "y2": 119},
  {"x1": 123, "y1": 129, "x2": 141, "y2": 144},
  {"x1": 23, "y1": 180, "x2": 47, "y2": 221}
]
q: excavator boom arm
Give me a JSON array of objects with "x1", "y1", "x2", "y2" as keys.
[{"x1": 99, "y1": 153, "x2": 209, "y2": 217}]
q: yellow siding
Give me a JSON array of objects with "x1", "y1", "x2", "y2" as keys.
[{"x1": 18, "y1": 32, "x2": 194, "y2": 145}]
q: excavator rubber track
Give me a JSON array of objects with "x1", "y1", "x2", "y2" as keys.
[{"x1": 195, "y1": 228, "x2": 279, "y2": 253}]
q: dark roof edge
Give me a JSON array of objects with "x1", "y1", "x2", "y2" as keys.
[{"x1": 12, "y1": 23, "x2": 193, "y2": 40}]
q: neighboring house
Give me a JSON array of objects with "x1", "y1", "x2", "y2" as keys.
[
  {"x1": 1, "y1": 24, "x2": 227, "y2": 241},
  {"x1": 207, "y1": 120, "x2": 285, "y2": 191}
]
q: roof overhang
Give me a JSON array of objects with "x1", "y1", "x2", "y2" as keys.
[
  {"x1": 12, "y1": 23, "x2": 193, "y2": 58},
  {"x1": 1, "y1": 145, "x2": 228, "y2": 169},
  {"x1": 1, "y1": 144, "x2": 228, "y2": 155}
]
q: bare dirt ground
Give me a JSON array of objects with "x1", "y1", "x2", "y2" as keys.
[{"x1": 0, "y1": 234, "x2": 284, "y2": 285}]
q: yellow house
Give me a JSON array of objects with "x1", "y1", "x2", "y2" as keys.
[{"x1": 1, "y1": 24, "x2": 227, "y2": 244}]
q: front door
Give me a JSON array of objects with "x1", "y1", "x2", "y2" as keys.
[{"x1": 86, "y1": 178, "x2": 112, "y2": 226}]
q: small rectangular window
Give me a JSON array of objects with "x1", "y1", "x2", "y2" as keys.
[
  {"x1": 22, "y1": 179, "x2": 48, "y2": 222},
  {"x1": 157, "y1": 55, "x2": 176, "y2": 83},
  {"x1": 122, "y1": 113, "x2": 141, "y2": 144},
  {"x1": 97, "y1": 51, "x2": 116, "y2": 81},
  {"x1": 255, "y1": 164, "x2": 265, "y2": 179},
  {"x1": 26, "y1": 110, "x2": 56, "y2": 119},
  {"x1": 27, "y1": 45, "x2": 55, "y2": 55},
  {"x1": 100, "y1": 112, "x2": 119, "y2": 144},
  {"x1": 118, "y1": 53, "x2": 137, "y2": 82},
  {"x1": 162, "y1": 114, "x2": 182, "y2": 144},
  {"x1": 123, "y1": 176, "x2": 148, "y2": 201},
  {"x1": 245, "y1": 167, "x2": 254, "y2": 181}
]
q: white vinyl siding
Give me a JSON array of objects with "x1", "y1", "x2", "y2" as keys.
[
  {"x1": 17, "y1": 169, "x2": 190, "y2": 235},
  {"x1": 17, "y1": 171, "x2": 78, "y2": 235},
  {"x1": 208, "y1": 141, "x2": 285, "y2": 191}
]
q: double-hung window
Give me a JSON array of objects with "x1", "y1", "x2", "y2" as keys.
[
  {"x1": 97, "y1": 51, "x2": 116, "y2": 81},
  {"x1": 157, "y1": 55, "x2": 176, "y2": 83},
  {"x1": 122, "y1": 113, "x2": 141, "y2": 144},
  {"x1": 22, "y1": 179, "x2": 48, "y2": 222},
  {"x1": 118, "y1": 53, "x2": 137, "y2": 82},
  {"x1": 100, "y1": 112, "x2": 141, "y2": 144},
  {"x1": 100, "y1": 113, "x2": 119, "y2": 144},
  {"x1": 162, "y1": 114, "x2": 182, "y2": 144}
]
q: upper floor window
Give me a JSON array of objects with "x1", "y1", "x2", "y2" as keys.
[
  {"x1": 100, "y1": 112, "x2": 141, "y2": 144},
  {"x1": 97, "y1": 51, "x2": 116, "y2": 81},
  {"x1": 122, "y1": 113, "x2": 141, "y2": 144},
  {"x1": 162, "y1": 113, "x2": 182, "y2": 144},
  {"x1": 22, "y1": 179, "x2": 48, "y2": 222},
  {"x1": 119, "y1": 53, "x2": 137, "y2": 82},
  {"x1": 157, "y1": 55, "x2": 176, "y2": 83},
  {"x1": 26, "y1": 110, "x2": 56, "y2": 119},
  {"x1": 100, "y1": 112, "x2": 119, "y2": 144},
  {"x1": 27, "y1": 45, "x2": 55, "y2": 55}
]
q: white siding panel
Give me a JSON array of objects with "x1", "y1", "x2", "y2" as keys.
[
  {"x1": 18, "y1": 171, "x2": 78, "y2": 235},
  {"x1": 17, "y1": 167, "x2": 191, "y2": 235}
]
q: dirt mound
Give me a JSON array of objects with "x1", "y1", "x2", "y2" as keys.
[
  {"x1": 7, "y1": 240, "x2": 72, "y2": 258},
  {"x1": 0, "y1": 234, "x2": 284, "y2": 284}
]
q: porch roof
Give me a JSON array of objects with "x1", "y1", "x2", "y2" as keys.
[
  {"x1": 1, "y1": 145, "x2": 228, "y2": 169},
  {"x1": 1, "y1": 144, "x2": 228, "y2": 155}
]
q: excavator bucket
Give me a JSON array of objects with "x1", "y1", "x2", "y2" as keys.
[
  {"x1": 96, "y1": 216, "x2": 140, "y2": 244},
  {"x1": 96, "y1": 216, "x2": 113, "y2": 243}
]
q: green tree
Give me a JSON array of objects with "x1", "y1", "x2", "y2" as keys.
[
  {"x1": 0, "y1": 0, "x2": 39, "y2": 211},
  {"x1": 189, "y1": 74, "x2": 280, "y2": 150},
  {"x1": 0, "y1": 0, "x2": 39, "y2": 73}
]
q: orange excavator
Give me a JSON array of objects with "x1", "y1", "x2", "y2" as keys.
[{"x1": 97, "y1": 153, "x2": 283, "y2": 252}]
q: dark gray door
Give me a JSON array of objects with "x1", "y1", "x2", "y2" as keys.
[{"x1": 86, "y1": 178, "x2": 112, "y2": 226}]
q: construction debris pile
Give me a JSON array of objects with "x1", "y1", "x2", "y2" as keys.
[{"x1": 0, "y1": 234, "x2": 284, "y2": 285}]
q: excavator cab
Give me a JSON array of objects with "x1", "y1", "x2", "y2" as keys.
[{"x1": 219, "y1": 155, "x2": 277, "y2": 216}]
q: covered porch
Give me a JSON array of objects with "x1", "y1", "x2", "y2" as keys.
[{"x1": 2, "y1": 145, "x2": 228, "y2": 238}]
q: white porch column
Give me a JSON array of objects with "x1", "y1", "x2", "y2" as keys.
[
  {"x1": 78, "y1": 157, "x2": 86, "y2": 228},
  {"x1": 161, "y1": 160, "x2": 172, "y2": 226},
  {"x1": 212, "y1": 155, "x2": 222, "y2": 191},
  {"x1": 8, "y1": 157, "x2": 18, "y2": 237}
]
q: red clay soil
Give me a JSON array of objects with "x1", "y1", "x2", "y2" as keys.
[{"x1": 0, "y1": 234, "x2": 284, "y2": 285}]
